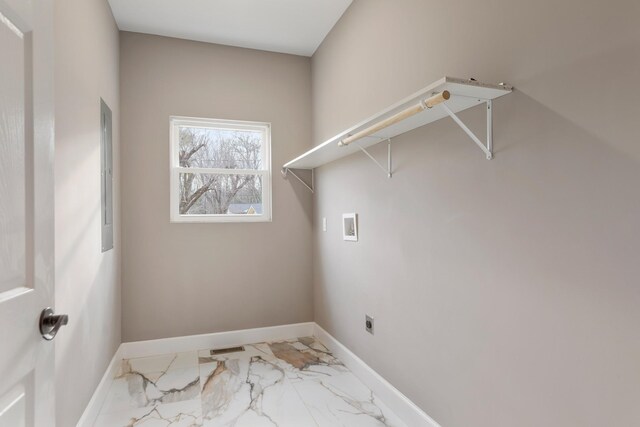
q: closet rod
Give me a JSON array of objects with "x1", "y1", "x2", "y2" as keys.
[{"x1": 338, "y1": 90, "x2": 450, "y2": 147}]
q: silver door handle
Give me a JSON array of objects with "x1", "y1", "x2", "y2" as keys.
[{"x1": 39, "y1": 307, "x2": 69, "y2": 340}]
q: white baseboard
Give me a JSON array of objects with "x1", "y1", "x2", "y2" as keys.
[
  {"x1": 313, "y1": 324, "x2": 441, "y2": 427},
  {"x1": 77, "y1": 321, "x2": 438, "y2": 427},
  {"x1": 75, "y1": 345, "x2": 123, "y2": 427},
  {"x1": 119, "y1": 322, "x2": 315, "y2": 359}
]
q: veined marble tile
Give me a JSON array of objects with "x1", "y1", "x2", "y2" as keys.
[
  {"x1": 293, "y1": 371, "x2": 403, "y2": 427},
  {"x1": 199, "y1": 355, "x2": 318, "y2": 426},
  {"x1": 267, "y1": 337, "x2": 349, "y2": 381},
  {"x1": 93, "y1": 339, "x2": 406, "y2": 427},
  {"x1": 198, "y1": 343, "x2": 274, "y2": 364},
  {"x1": 101, "y1": 365, "x2": 201, "y2": 414},
  {"x1": 94, "y1": 399, "x2": 202, "y2": 427},
  {"x1": 118, "y1": 352, "x2": 198, "y2": 377}
]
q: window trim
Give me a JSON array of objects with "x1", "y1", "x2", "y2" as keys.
[
  {"x1": 100, "y1": 99, "x2": 114, "y2": 250},
  {"x1": 169, "y1": 116, "x2": 272, "y2": 223}
]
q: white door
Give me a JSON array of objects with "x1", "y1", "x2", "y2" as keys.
[{"x1": 0, "y1": 0, "x2": 57, "y2": 425}]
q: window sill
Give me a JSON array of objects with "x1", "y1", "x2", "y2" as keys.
[{"x1": 170, "y1": 214, "x2": 272, "y2": 224}]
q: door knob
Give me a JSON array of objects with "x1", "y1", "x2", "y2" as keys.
[{"x1": 39, "y1": 307, "x2": 69, "y2": 340}]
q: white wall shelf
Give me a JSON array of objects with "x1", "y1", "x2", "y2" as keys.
[{"x1": 281, "y1": 76, "x2": 512, "y2": 190}]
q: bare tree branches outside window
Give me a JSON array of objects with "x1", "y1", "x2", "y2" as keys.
[{"x1": 178, "y1": 126, "x2": 264, "y2": 215}]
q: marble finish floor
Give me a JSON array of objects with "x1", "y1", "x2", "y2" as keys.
[{"x1": 94, "y1": 337, "x2": 406, "y2": 427}]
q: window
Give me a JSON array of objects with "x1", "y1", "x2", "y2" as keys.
[{"x1": 170, "y1": 116, "x2": 271, "y2": 222}]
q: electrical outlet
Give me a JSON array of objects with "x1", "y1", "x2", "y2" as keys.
[
  {"x1": 322, "y1": 217, "x2": 327, "y2": 232},
  {"x1": 365, "y1": 315, "x2": 374, "y2": 335}
]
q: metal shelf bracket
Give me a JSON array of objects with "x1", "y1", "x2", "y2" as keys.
[
  {"x1": 441, "y1": 99, "x2": 493, "y2": 160},
  {"x1": 356, "y1": 138, "x2": 392, "y2": 178},
  {"x1": 281, "y1": 167, "x2": 314, "y2": 193}
]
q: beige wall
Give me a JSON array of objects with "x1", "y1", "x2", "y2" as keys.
[
  {"x1": 120, "y1": 33, "x2": 313, "y2": 342},
  {"x1": 312, "y1": 1, "x2": 640, "y2": 426},
  {"x1": 54, "y1": 0, "x2": 121, "y2": 425}
]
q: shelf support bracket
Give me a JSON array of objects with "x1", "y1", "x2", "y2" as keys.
[
  {"x1": 356, "y1": 139, "x2": 392, "y2": 178},
  {"x1": 281, "y1": 167, "x2": 314, "y2": 193},
  {"x1": 442, "y1": 100, "x2": 493, "y2": 160}
]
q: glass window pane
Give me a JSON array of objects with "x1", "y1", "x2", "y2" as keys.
[
  {"x1": 179, "y1": 126, "x2": 263, "y2": 170},
  {"x1": 179, "y1": 173, "x2": 263, "y2": 215}
]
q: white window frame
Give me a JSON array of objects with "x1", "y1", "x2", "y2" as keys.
[{"x1": 169, "y1": 116, "x2": 272, "y2": 223}]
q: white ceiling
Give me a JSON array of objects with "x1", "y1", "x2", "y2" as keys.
[{"x1": 108, "y1": 0, "x2": 353, "y2": 57}]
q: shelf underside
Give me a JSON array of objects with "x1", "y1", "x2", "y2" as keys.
[{"x1": 283, "y1": 77, "x2": 511, "y2": 170}]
